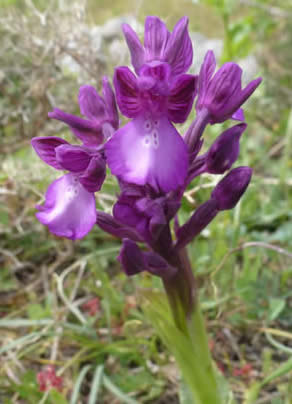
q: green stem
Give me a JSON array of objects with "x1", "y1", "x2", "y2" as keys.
[
  {"x1": 161, "y1": 249, "x2": 224, "y2": 404},
  {"x1": 186, "y1": 299, "x2": 222, "y2": 404}
]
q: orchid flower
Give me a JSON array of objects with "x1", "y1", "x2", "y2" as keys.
[
  {"x1": 32, "y1": 80, "x2": 118, "y2": 239},
  {"x1": 49, "y1": 78, "x2": 119, "y2": 146},
  {"x1": 106, "y1": 17, "x2": 197, "y2": 192}
]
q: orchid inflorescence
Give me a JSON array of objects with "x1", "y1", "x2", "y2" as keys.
[{"x1": 32, "y1": 16, "x2": 261, "y2": 284}]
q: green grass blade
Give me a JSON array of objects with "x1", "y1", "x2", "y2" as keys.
[
  {"x1": 88, "y1": 365, "x2": 104, "y2": 404},
  {"x1": 103, "y1": 375, "x2": 140, "y2": 404},
  {"x1": 70, "y1": 365, "x2": 92, "y2": 404}
]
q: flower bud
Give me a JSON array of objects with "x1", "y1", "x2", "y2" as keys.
[
  {"x1": 196, "y1": 51, "x2": 262, "y2": 124},
  {"x1": 175, "y1": 199, "x2": 219, "y2": 250},
  {"x1": 211, "y1": 166, "x2": 252, "y2": 210},
  {"x1": 118, "y1": 239, "x2": 145, "y2": 276},
  {"x1": 206, "y1": 123, "x2": 246, "y2": 174}
]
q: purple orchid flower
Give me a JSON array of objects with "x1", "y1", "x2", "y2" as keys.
[
  {"x1": 31, "y1": 79, "x2": 119, "y2": 240},
  {"x1": 31, "y1": 137, "x2": 106, "y2": 239},
  {"x1": 196, "y1": 50, "x2": 262, "y2": 125},
  {"x1": 122, "y1": 16, "x2": 193, "y2": 78},
  {"x1": 49, "y1": 78, "x2": 119, "y2": 147},
  {"x1": 105, "y1": 16, "x2": 197, "y2": 193},
  {"x1": 105, "y1": 65, "x2": 196, "y2": 193}
]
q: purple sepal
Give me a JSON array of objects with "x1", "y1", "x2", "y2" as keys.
[
  {"x1": 55, "y1": 144, "x2": 92, "y2": 173},
  {"x1": 48, "y1": 108, "x2": 104, "y2": 146},
  {"x1": 135, "y1": 197, "x2": 166, "y2": 238},
  {"x1": 118, "y1": 238, "x2": 176, "y2": 278},
  {"x1": 187, "y1": 155, "x2": 206, "y2": 182},
  {"x1": 144, "y1": 16, "x2": 169, "y2": 62},
  {"x1": 114, "y1": 67, "x2": 141, "y2": 118},
  {"x1": 197, "y1": 50, "x2": 216, "y2": 110},
  {"x1": 144, "y1": 251, "x2": 177, "y2": 278},
  {"x1": 175, "y1": 199, "x2": 219, "y2": 250},
  {"x1": 102, "y1": 76, "x2": 119, "y2": 129},
  {"x1": 168, "y1": 74, "x2": 197, "y2": 123},
  {"x1": 232, "y1": 108, "x2": 245, "y2": 122},
  {"x1": 122, "y1": 23, "x2": 145, "y2": 74},
  {"x1": 113, "y1": 195, "x2": 149, "y2": 241},
  {"x1": 31, "y1": 136, "x2": 69, "y2": 170},
  {"x1": 79, "y1": 155, "x2": 106, "y2": 192},
  {"x1": 211, "y1": 166, "x2": 252, "y2": 210},
  {"x1": 78, "y1": 85, "x2": 106, "y2": 121},
  {"x1": 164, "y1": 17, "x2": 193, "y2": 77},
  {"x1": 206, "y1": 123, "x2": 246, "y2": 174},
  {"x1": 196, "y1": 51, "x2": 262, "y2": 124},
  {"x1": 36, "y1": 173, "x2": 96, "y2": 240},
  {"x1": 96, "y1": 211, "x2": 143, "y2": 242},
  {"x1": 118, "y1": 239, "x2": 144, "y2": 276}
]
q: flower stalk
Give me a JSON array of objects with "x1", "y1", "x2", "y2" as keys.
[{"x1": 160, "y1": 247, "x2": 224, "y2": 404}]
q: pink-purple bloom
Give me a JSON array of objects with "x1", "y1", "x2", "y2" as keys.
[
  {"x1": 32, "y1": 16, "x2": 261, "y2": 280},
  {"x1": 32, "y1": 80, "x2": 116, "y2": 239},
  {"x1": 196, "y1": 50, "x2": 262, "y2": 124},
  {"x1": 49, "y1": 78, "x2": 119, "y2": 146}
]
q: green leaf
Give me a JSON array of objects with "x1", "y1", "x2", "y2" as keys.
[
  {"x1": 103, "y1": 375, "x2": 140, "y2": 404},
  {"x1": 262, "y1": 356, "x2": 292, "y2": 386},
  {"x1": 49, "y1": 389, "x2": 69, "y2": 404},
  {"x1": 268, "y1": 298, "x2": 286, "y2": 322}
]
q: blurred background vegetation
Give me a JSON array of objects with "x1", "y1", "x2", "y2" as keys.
[{"x1": 0, "y1": 0, "x2": 292, "y2": 403}]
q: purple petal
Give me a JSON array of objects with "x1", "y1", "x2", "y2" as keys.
[
  {"x1": 114, "y1": 67, "x2": 141, "y2": 118},
  {"x1": 236, "y1": 77, "x2": 262, "y2": 112},
  {"x1": 118, "y1": 238, "x2": 176, "y2": 277},
  {"x1": 36, "y1": 173, "x2": 96, "y2": 240},
  {"x1": 113, "y1": 197, "x2": 144, "y2": 229},
  {"x1": 48, "y1": 108, "x2": 104, "y2": 146},
  {"x1": 206, "y1": 123, "x2": 246, "y2": 174},
  {"x1": 102, "y1": 76, "x2": 119, "y2": 129},
  {"x1": 106, "y1": 115, "x2": 188, "y2": 193},
  {"x1": 31, "y1": 136, "x2": 69, "y2": 170},
  {"x1": 197, "y1": 50, "x2": 216, "y2": 110},
  {"x1": 135, "y1": 197, "x2": 166, "y2": 239},
  {"x1": 96, "y1": 211, "x2": 143, "y2": 242},
  {"x1": 144, "y1": 251, "x2": 177, "y2": 278},
  {"x1": 232, "y1": 108, "x2": 245, "y2": 122},
  {"x1": 122, "y1": 23, "x2": 145, "y2": 74},
  {"x1": 78, "y1": 85, "x2": 106, "y2": 121},
  {"x1": 118, "y1": 238, "x2": 145, "y2": 276},
  {"x1": 79, "y1": 155, "x2": 106, "y2": 192},
  {"x1": 164, "y1": 17, "x2": 193, "y2": 76},
  {"x1": 144, "y1": 16, "x2": 169, "y2": 62},
  {"x1": 168, "y1": 74, "x2": 197, "y2": 123},
  {"x1": 175, "y1": 199, "x2": 219, "y2": 250},
  {"x1": 209, "y1": 63, "x2": 242, "y2": 107},
  {"x1": 55, "y1": 144, "x2": 91, "y2": 172},
  {"x1": 211, "y1": 166, "x2": 252, "y2": 210}
]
